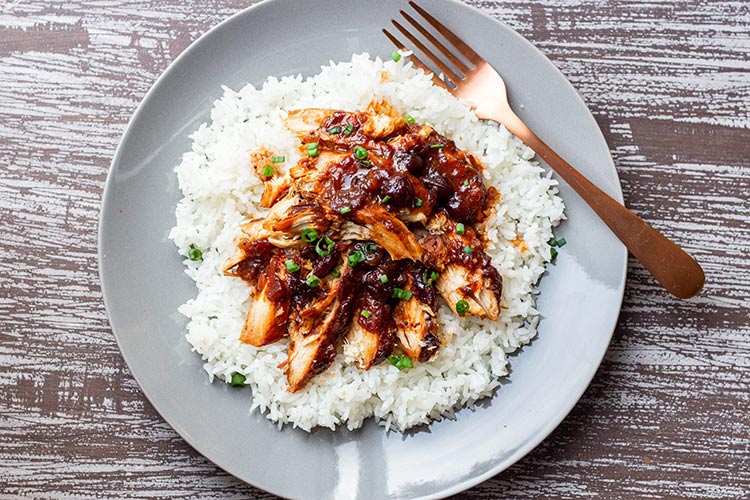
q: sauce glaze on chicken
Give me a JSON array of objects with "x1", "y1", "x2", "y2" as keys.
[{"x1": 223, "y1": 101, "x2": 504, "y2": 392}]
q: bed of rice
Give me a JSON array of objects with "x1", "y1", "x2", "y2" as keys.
[{"x1": 169, "y1": 53, "x2": 565, "y2": 432}]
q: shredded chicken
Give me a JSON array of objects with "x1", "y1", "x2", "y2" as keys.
[{"x1": 224, "y1": 101, "x2": 504, "y2": 390}]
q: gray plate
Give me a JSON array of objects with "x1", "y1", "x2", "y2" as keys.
[{"x1": 99, "y1": 0, "x2": 627, "y2": 498}]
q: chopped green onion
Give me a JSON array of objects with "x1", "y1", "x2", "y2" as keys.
[
  {"x1": 550, "y1": 247, "x2": 559, "y2": 260},
  {"x1": 463, "y1": 179, "x2": 469, "y2": 186},
  {"x1": 455, "y1": 223, "x2": 465, "y2": 235},
  {"x1": 331, "y1": 268, "x2": 341, "y2": 278},
  {"x1": 285, "y1": 259, "x2": 301, "y2": 273},
  {"x1": 315, "y1": 236, "x2": 336, "y2": 257},
  {"x1": 301, "y1": 228, "x2": 318, "y2": 243},
  {"x1": 379, "y1": 274, "x2": 389, "y2": 284},
  {"x1": 392, "y1": 287, "x2": 413, "y2": 301},
  {"x1": 271, "y1": 156, "x2": 285, "y2": 163},
  {"x1": 414, "y1": 198, "x2": 423, "y2": 208},
  {"x1": 380, "y1": 195, "x2": 391, "y2": 204},
  {"x1": 361, "y1": 309, "x2": 372, "y2": 319},
  {"x1": 548, "y1": 237, "x2": 566, "y2": 248},
  {"x1": 306, "y1": 274, "x2": 320, "y2": 287},
  {"x1": 359, "y1": 159, "x2": 372, "y2": 168},
  {"x1": 262, "y1": 165, "x2": 274, "y2": 178},
  {"x1": 230, "y1": 372, "x2": 246, "y2": 387},
  {"x1": 343, "y1": 124, "x2": 354, "y2": 135},
  {"x1": 423, "y1": 270, "x2": 440, "y2": 286},
  {"x1": 391, "y1": 50, "x2": 402, "y2": 62},
  {"x1": 306, "y1": 142, "x2": 319, "y2": 157},
  {"x1": 387, "y1": 355, "x2": 413, "y2": 370},
  {"x1": 353, "y1": 145, "x2": 368, "y2": 160},
  {"x1": 188, "y1": 245, "x2": 203, "y2": 261},
  {"x1": 463, "y1": 245, "x2": 473, "y2": 255},
  {"x1": 365, "y1": 243, "x2": 378, "y2": 254},
  {"x1": 430, "y1": 143, "x2": 445, "y2": 149},
  {"x1": 348, "y1": 251, "x2": 364, "y2": 267},
  {"x1": 404, "y1": 114, "x2": 415, "y2": 125},
  {"x1": 339, "y1": 206, "x2": 352, "y2": 214},
  {"x1": 455, "y1": 299, "x2": 470, "y2": 316},
  {"x1": 328, "y1": 126, "x2": 341, "y2": 134}
]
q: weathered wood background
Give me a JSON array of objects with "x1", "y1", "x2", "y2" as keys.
[{"x1": 1, "y1": 0, "x2": 748, "y2": 498}]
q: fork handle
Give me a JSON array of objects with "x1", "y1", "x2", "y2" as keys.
[{"x1": 502, "y1": 112, "x2": 704, "y2": 298}]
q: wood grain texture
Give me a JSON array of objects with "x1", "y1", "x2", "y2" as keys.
[{"x1": 1, "y1": 0, "x2": 748, "y2": 498}]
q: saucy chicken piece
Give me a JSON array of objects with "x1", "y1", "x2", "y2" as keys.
[
  {"x1": 343, "y1": 252, "x2": 399, "y2": 369},
  {"x1": 260, "y1": 175, "x2": 291, "y2": 208},
  {"x1": 421, "y1": 130, "x2": 487, "y2": 224},
  {"x1": 285, "y1": 101, "x2": 407, "y2": 146},
  {"x1": 421, "y1": 212, "x2": 503, "y2": 320},
  {"x1": 393, "y1": 263, "x2": 441, "y2": 362},
  {"x1": 286, "y1": 266, "x2": 353, "y2": 392},
  {"x1": 341, "y1": 205, "x2": 422, "y2": 261},
  {"x1": 344, "y1": 291, "x2": 395, "y2": 369},
  {"x1": 240, "y1": 255, "x2": 290, "y2": 346}
]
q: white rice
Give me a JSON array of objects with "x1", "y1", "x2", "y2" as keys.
[{"x1": 169, "y1": 53, "x2": 565, "y2": 432}]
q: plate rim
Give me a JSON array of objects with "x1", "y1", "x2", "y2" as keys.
[{"x1": 98, "y1": 0, "x2": 627, "y2": 498}]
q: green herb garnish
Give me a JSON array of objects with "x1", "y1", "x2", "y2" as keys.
[
  {"x1": 343, "y1": 124, "x2": 354, "y2": 135},
  {"x1": 315, "y1": 236, "x2": 336, "y2": 257},
  {"x1": 348, "y1": 251, "x2": 364, "y2": 267},
  {"x1": 262, "y1": 166, "x2": 274, "y2": 178},
  {"x1": 331, "y1": 268, "x2": 341, "y2": 278},
  {"x1": 455, "y1": 223, "x2": 465, "y2": 235},
  {"x1": 391, "y1": 50, "x2": 402, "y2": 62},
  {"x1": 230, "y1": 372, "x2": 246, "y2": 387},
  {"x1": 392, "y1": 287, "x2": 413, "y2": 301},
  {"x1": 339, "y1": 206, "x2": 352, "y2": 214},
  {"x1": 285, "y1": 259, "x2": 300, "y2": 273},
  {"x1": 380, "y1": 195, "x2": 391, "y2": 204},
  {"x1": 353, "y1": 145, "x2": 368, "y2": 160},
  {"x1": 430, "y1": 143, "x2": 445, "y2": 149},
  {"x1": 548, "y1": 237, "x2": 567, "y2": 248},
  {"x1": 306, "y1": 142, "x2": 319, "y2": 157},
  {"x1": 455, "y1": 299, "x2": 470, "y2": 316},
  {"x1": 379, "y1": 274, "x2": 389, "y2": 284},
  {"x1": 423, "y1": 270, "x2": 439, "y2": 285},
  {"x1": 361, "y1": 310, "x2": 372, "y2": 319},
  {"x1": 271, "y1": 156, "x2": 285, "y2": 163},
  {"x1": 365, "y1": 243, "x2": 378, "y2": 254},
  {"x1": 414, "y1": 198, "x2": 423, "y2": 208},
  {"x1": 306, "y1": 274, "x2": 321, "y2": 288},
  {"x1": 188, "y1": 245, "x2": 203, "y2": 261},
  {"x1": 301, "y1": 228, "x2": 318, "y2": 243},
  {"x1": 404, "y1": 114, "x2": 415, "y2": 125},
  {"x1": 387, "y1": 355, "x2": 413, "y2": 370},
  {"x1": 463, "y1": 245, "x2": 473, "y2": 255},
  {"x1": 328, "y1": 126, "x2": 341, "y2": 134}
]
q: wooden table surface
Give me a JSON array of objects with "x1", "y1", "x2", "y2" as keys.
[{"x1": 1, "y1": 0, "x2": 748, "y2": 498}]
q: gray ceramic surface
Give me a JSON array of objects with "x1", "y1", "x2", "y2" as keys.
[{"x1": 98, "y1": 0, "x2": 627, "y2": 498}]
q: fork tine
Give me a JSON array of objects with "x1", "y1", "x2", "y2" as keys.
[
  {"x1": 409, "y1": 1, "x2": 482, "y2": 66},
  {"x1": 400, "y1": 10, "x2": 471, "y2": 73},
  {"x1": 391, "y1": 20, "x2": 462, "y2": 85},
  {"x1": 382, "y1": 28, "x2": 452, "y2": 91}
]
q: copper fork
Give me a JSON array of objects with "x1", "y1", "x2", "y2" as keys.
[{"x1": 384, "y1": 1, "x2": 704, "y2": 299}]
